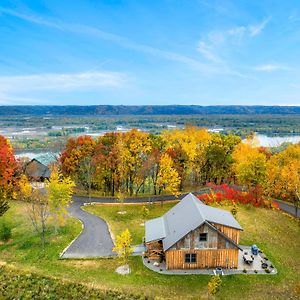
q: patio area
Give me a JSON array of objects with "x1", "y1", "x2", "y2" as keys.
[{"x1": 142, "y1": 245, "x2": 277, "y2": 275}]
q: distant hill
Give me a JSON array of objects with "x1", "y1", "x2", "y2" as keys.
[{"x1": 1, "y1": 105, "x2": 300, "y2": 116}]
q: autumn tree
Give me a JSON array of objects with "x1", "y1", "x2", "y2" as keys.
[
  {"x1": 18, "y1": 175, "x2": 49, "y2": 250},
  {"x1": 162, "y1": 126, "x2": 211, "y2": 188},
  {"x1": 60, "y1": 135, "x2": 96, "y2": 180},
  {"x1": 146, "y1": 135, "x2": 166, "y2": 195},
  {"x1": 117, "y1": 129, "x2": 151, "y2": 196},
  {"x1": 207, "y1": 275, "x2": 222, "y2": 297},
  {"x1": 266, "y1": 143, "x2": 300, "y2": 215},
  {"x1": 157, "y1": 152, "x2": 180, "y2": 196},
  {"x1": 232, "y1": 135, "x2": 267, "y2": 188},
  {"x1": 46, "y1": 169, "x2": 75, "y2": 234},
  {"x1": 203, "y1": 134, "x2": 241, "y2": 184},
  {"x1": 141, "y1": 205, "x2": 150, "y2": 222},
  {"x1": 113, "y1": 229, "x2": 133, "y2": 264},
  {"x1": 78, "y1": 155, "x2": 95, "y2": 203},
  {"x1": 93, "y1": 133, "x2": 120, "y2": 196},
  {"x1": 0, "y1": 136, "x2": 18, "y2": 216},
  {"x1": 135, "y1": 135, "x2": 165, "y2": 195}
]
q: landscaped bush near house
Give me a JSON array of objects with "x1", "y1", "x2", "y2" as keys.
[
  {"x1": 0, "y1": 266, "x2": 146, "y2": 300},
  {"x1": 198, "y1": 184, "x2": 279, "y2": 209},
  {"x1": 0, "y1": 223, "x2": 11, "y2": 242},
  {"x1": 207, "y1": 275, "x2": 222, "y2": 296}
]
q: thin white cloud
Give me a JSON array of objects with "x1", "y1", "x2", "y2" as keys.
[
  {"x1": 253, "y1": 64, "x2": 290, "y2": 72},
  {"x1": 0, "y1": 7, "x2": 242, "y2": 76},
  {"x1": 227, "y1": 26, "x2": 247, "y2": 38},
  {"x1": 249, "y1": 17, "x2": 271, "y2": 37},
  {"x1": 0, "y1": 71, "x2": 126, "y2": 93},
  {"x1": 197, "y1": 41, "x2": 223, "y2": 63},
  {"x1": 197, "y1": 17, "x2": 271, "y2": 63},
  {"x1": 0, "y1": 94, "x2": 45, "y2": 105}
]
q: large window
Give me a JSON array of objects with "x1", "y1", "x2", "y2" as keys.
[
  {"x1": 185, "y1": 253, "x2": 197, "y2": 263},
  {"x1": 199, "y1": 233, "x2": 208, "y2": 242}
]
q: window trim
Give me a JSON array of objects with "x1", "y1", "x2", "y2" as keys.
[
  {"x1": 199, "y1": 233, "x2": 208, "y2": 242},
  {"x1": 185, "y1": 253, "x2": 197, "y2": 263}
]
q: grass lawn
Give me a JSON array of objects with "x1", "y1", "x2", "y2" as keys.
[
  {"x1": 85, "y1": 202, "x2": 300, "y2": 299},
  {"x1": 0, "y1": 201, "x2": 299, "y2": 299}
]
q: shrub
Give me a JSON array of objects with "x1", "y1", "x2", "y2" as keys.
[
  {"x1": 141, "y1": 206, "x2": 150, "y2": 220},
  {"x1": 198, "y1": 184, "x2": 271, "y2": 208},
  {"x1": 271, "y1": 202, "x2": 279, "y2": 210},
  {"x1": 0, "y1": 266, "x2": 145, "y2": 299},
  {"x1": 0, "y1": 223, "x2": 11, "y2": 242},
  {"x1": 207, "y1": 275, "x2": 222, "y2": 296},
  {"x1": 265, "y1": 269, "x2": 271, "y2": 273},
  {"x1": 231, "y1": 204, "x2": 238, "y2": 218}
]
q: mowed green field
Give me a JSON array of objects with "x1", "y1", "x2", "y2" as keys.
[{"x1": 0, "y1": 201, "x2": 299, "y2": 299}]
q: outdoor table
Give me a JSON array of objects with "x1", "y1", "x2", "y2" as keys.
[{"x1": 243, "y1": 253, "x2": 254, "y2": 264}]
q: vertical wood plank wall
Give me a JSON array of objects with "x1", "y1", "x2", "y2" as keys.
[
  {"x1": 210, "y1": 223, "x2": 240, "y2": 244},
  {"x1": 165, "y1": 249, "x2": 239, "y2": 269}
]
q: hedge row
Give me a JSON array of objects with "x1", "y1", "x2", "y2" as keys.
[{"x1": 0, "y1": 266, "x2": 147, "y2": 300}]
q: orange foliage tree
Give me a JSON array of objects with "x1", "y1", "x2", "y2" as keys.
[{"x1": 0, "y1": 135, "x2": 18, "y2": 216}]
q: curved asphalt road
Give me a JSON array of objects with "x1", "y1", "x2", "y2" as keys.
[
  {"x1": 273, "y1": 199, "x2": 300, "y2": 219},
  {"x1": 61, "y1": 197, "x2": 115, "y2": 258},
  {"x1": 60, "y1": 192, "x2": 198, "y2": 259},
  {"x1": 61, "y1": 188, "x2": 299, "y2": 259}
]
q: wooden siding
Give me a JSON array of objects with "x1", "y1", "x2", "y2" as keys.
[
  {"x1": 210, "y1": 223, "x2": 240, "y2": 244},
  {"x1": 170, "y1": 223, "x2": 237, "y2": 250},
  {"x1": 165, "y1": 249, "x2": 239, "y2": 269},
  {"x1": 146, "y1": 240, "x2": 163, "y2": 260}
]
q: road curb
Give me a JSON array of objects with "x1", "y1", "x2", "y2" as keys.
[{"x1": 59, "y1": 218, "x2": 84, "y2": 259}]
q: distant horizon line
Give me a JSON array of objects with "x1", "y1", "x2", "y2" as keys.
[{"x1": 0, "y1": 104, "x2": 300, "y2": 107}]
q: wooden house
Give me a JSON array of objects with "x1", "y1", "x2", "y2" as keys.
[
  {"x1": 24, "y1": 159, "x2": 51, "y2": 182},
  {"x1": 145, "y1": 193, "x2": 243, "y2": 270}
]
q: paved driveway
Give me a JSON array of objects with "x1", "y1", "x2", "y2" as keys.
[
  {"x1": 273, "y1": 200, "x2": 300, "y2": 219},
  {"x1": 61, "y1": 190, "x2": 299, "y2": 259},
  {"x1": 60, "y1": 198, "x2": 115, "y2": 258}
]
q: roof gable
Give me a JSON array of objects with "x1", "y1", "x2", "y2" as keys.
[
  {"x1": 145, "y1": 193, "x2": 243, "y2": 251},
  {"x1": 24, "y1": 159, "x2": 51, "y2": 178}
]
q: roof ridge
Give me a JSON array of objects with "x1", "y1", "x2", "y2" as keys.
[
  {"x1": 189, "y1": 193, "x2": 205, "y2": 221},
  {"x1": 162, "y1": 215, "x2": 169, "y2": 237}
]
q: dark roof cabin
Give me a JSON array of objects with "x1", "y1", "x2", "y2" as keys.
[
  {"x1": 145, "y1": 193, "x2": 243, "y2": 270},
  {"x1": 24, "y1": 159, "x2": 51, "y2": 182}
]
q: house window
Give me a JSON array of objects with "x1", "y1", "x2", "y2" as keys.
[
  {"x1": 185, "y1": 253, "x2": 197, "y2": 263},
  {"x1": 199, "y1": 233, "x2": 207, "y2": 242}
]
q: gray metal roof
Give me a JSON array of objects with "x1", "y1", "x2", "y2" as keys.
[
  {"x1": 145, "y1": 193, "x2": 243, "y2": 251},
  {"x1": 145, "y1": 216, "x2": 167, "y2": 243},
  {"x1": 24, "y1": 159, "x2": 51, "y2": 179}
]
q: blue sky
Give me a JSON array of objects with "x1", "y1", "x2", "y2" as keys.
[{"x1": 0, "y1": 0, "x2": 300, "y2": 106}]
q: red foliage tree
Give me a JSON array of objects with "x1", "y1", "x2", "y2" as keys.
[
  {"x1": 0, "y1": 135, "x2": 18, "y2": 216},
  {"x1": 60, "y1": 135, "x2": 96, "y2": 176}
]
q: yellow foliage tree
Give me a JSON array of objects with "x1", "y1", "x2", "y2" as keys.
[
  {"x1": 162, "y1": 126, "x2": 211, "y2": 185},
  {"x1": 46, "y1": 168, "x2": 75, "y2": 233},
  {"x1": 162, "y1": 125, "x2": 211, "y2": 165},
  {"x1": 157, "y1": 153, "x2": 180, "y2": 196},
  {"x1": 117, "y1": 129, "x2": 152, "y2": 196},
  {"x1": 232, "y1": 135, "x2": 267, "y2": 188},
  {"x1": 18, "y1": 175, "x2": 33, "y2": 201},
  {"x1": 18, "y1": 174, "x2": 49, "y2": 250},
  {"x1": 267, "y1": 143, "x2": 300, "y2": 214},
  {"x1": 113, "y1": 228, "x2": 133, "y2": 264}
]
